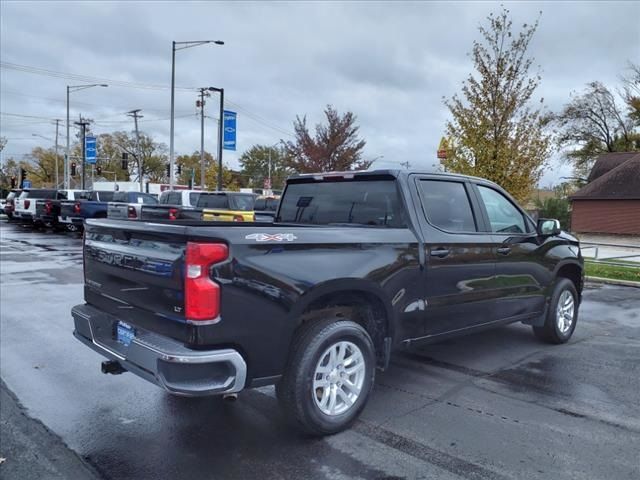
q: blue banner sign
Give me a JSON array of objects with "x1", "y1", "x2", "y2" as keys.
[
  {"x1": 85, "y1": 136, "x2": 97, "y2": 164},
  {"x1": 223, "y1": 110, "x2": 236, "y2": 151}
]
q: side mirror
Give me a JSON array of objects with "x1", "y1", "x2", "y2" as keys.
[{"x1": 537, "y1": 218, "x2": 561, "y2": 236}]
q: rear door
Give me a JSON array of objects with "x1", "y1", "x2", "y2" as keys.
[
  {"x1": 412, "y1": 176, "x2": 497, "y2": 336},
  {"x1": 472, "y1": 183, "x2": 548, "y2": 319}
]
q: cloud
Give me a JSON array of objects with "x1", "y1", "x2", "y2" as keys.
[{"x1": 1, "y1": 1, "x2": 638, "y2": 187}]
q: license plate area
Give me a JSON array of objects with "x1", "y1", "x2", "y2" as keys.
[{"x1": 115, "y1": 321, "x2": 135, "y2": 347}]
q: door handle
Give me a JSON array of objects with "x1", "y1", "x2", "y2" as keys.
[
  {"x1": 430, "y1": 248, "x2": 450, "y2": 258},
  {"x1": 497, "y1": 247, "x2": 511, "y2": 255}
]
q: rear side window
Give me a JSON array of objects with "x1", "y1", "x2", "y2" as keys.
[
  {"x1": 254, "y1": 198, "x2": 266, "y2": 210},
  {"x1": 189, "y1": 192, "x2": 200, "y2": 206},
  {"x1": 96, "y1": 191, "x2": 115, "y2": 202},
  {"x1": 197, "y1": 194, "x2": 229, "y2": 209},
  {"x1": 419, "y1": 180, "x2": 477, "y2": 232},
  {"x1": 277, "y1": 179, "x2": 406, "y2": 227},
  {"x1": 129, "y1": 193, "x2": 158, "y2": 204},
  {"x1": 164, "y1": 192, "x2": 182, "y2": 205},
  {"x1": 477, "y1": 185, "x2": 527, "y2": 234},
  {"x1": 112, "y1": 191, "x2": 128, "y2": 202},
  {"x1": 23, "y1": 190, "x2": 57, "y2": 199}
]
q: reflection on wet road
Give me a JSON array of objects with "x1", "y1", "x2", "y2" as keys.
[{"x1": 1, "y1": 221, "x2": 639, "y2": 479}]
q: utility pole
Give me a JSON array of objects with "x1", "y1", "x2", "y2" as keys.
[
  {"x1": 127, "y1": 109, "x2": 143, "y2": 192},
  {"x1": 197, "y1": 88, "x2": 212, "y2": 188},
  {"x1": 217, "y1": 88, "x2": 224, "y2": 191},
  {"x1": 400, "y1": 161, "x2": 411, "y2": 170},
  {"x1": 75, "y1": 118, "x2": 90, "y2": 190},
  {"x1": 53, "y1": 119, "x2": 61, "y2": 187}
]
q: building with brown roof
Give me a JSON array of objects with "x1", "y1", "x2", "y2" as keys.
[{"x1": 570, "y1": 152, "x2": 640, "y2": 235}]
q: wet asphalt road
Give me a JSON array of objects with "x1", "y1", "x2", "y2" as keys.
[{"x1": 1, "y1": 219, "x2": 639, "y2": 480}]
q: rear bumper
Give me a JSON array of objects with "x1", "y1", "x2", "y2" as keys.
[
  {"x1": 72, "y1": 304, "x2": 247, "y2": 396},
  {"x1": 59, "y1": 216, "x2": 84, "y2": 225}
]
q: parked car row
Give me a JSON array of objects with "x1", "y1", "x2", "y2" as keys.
[{"x1": 2, "y1": 187, "x2": 281, "y2": 231}]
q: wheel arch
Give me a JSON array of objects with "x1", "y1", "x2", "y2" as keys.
[{"x1": 289, "y1": 279, "x2": 395, "y2": 369}]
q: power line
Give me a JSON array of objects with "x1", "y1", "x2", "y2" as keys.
[
  {"x1": 1, "y1": 61, "x2": 195, "y2": 92},
  {"x1": 2, "y1": 61, "x2": 296, "y2": 137}
]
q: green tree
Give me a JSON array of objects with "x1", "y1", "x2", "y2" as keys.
[
  {"x1": 555, "y1": 81, "x2": 639, "y2": 178},
  {"x1": 175, "y1": 151, "x2": 238, "y2": 190},
  {"x1": 283, "y1": 105, "x2": 369, "y2": 173},
  {"x1": 0, "y1": 157, "x2": 22, "y2": 191},
  {"x1": 90, "y1": 131, "x2": 168, "y2": 184},
  {"x1": 239, "y1": 144, "x2": 293, "y2": 191},
  {"x1": 535, "y1": 197, "x2": 571, "y2": 230},
  {"x1": 442, "y1": 8, "x2": 552, "y2": 203}
]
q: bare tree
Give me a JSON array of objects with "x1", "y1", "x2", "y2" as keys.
[{"x1": 556, "y1": 81, "x2": 637, "y2": 177}]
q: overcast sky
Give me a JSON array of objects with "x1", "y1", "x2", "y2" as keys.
[{"x1": 1, "y1": 1, "x2": 639, "y2": 186}]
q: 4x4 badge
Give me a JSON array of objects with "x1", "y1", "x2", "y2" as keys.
[{"x1": 245, "y1": 233, "x2": 297, "y2": 242}]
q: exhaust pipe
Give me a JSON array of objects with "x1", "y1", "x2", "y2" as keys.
[
  {"x1": 101, "y1": 360, "x2": 127, "y2": 375},
  {"x1": 222, "y1": 393, "x2": 238, "y2": 403}
]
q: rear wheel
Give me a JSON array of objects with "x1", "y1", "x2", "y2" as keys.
[
  {"x1": 276, "y1": 318, "x2": 375, "y2": 436},
  {"x1": 533, "y1": 278, "x2": 578, "y2": 344}
]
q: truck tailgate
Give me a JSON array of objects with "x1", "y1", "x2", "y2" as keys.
[
  {"x1": 107, "y1": 203, "x2": 129, "y2": 219},
  {"x1": 60, "y1": 200, "x2": 77, "y2": 218},
  {"x1": 83, "y1": 220, "x2": 189, "y2": 331}
]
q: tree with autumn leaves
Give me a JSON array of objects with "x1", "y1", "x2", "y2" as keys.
[
  {"x1": 283, "y1": 105, "x2": 369, "y2": 173},
  {"x1": 442, "y1": 8, "x2": 552, "y2": 203}
]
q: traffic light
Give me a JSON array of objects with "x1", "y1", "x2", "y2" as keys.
[
  {"x1": 10, "y1": 176, "x2": 16, "y2": 188},
  {"x1": 96, "y1": 165, "x2": 102, "y2": 175},
  {"x1": 165, "y1": 164, "x2": 170, "y2": 177},
  {"x1": 121, "y1": 152, "x2": 128, "y2": 170},
  {"x1": 176, "y1": 164, "x2": 182, "y2": 175},
  {"x1": 71, "y1": 162, "x2": 77, "y2": 176},
  {"x1": 20, "y1": 168, "x2": 27, "y2": 180}
]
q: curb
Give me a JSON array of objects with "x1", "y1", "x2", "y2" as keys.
[{"x1": 585, "y1": 276, "x2": 640, "y2": 288}]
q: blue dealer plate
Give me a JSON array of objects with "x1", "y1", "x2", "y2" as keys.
[{"x1": 116, "y1": 321, "x2": 135, "y2": 347}]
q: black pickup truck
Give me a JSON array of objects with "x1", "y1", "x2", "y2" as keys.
[{"x1": 72, "y1": 170, "x2": 584, "y2": 435}]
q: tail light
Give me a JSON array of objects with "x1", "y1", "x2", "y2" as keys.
[
  {"x1": 233, "y1": 215, "x2": 244, "y2": 222},
  {"x1": 24, "y1": 199, "x2": 30, "y2": 209},
  {"x1": 169, "y1": 208, "x2": 178, "y2": 221},
  {"x1": 74, "y1": 201, "x2": 81, "y2": 214},
  {"x1": 184, "y1": 242, "x2": 228, "y2": 323},
  {"x1": 45, "y1": 200, "x2": 52, "y2": 215},
  {"x1": 127, "y1": 206, "x2": 137, "y2": 219}
]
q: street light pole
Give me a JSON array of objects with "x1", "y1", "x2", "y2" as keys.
[
  {"x1": 169, "y1": 39, "x2": 224, "y2": 190},
  {"x1": 169, "y1": 41, "x2": 176, "y2": 189},
  {"x1": 65, "y1": 84, "x2": 108, "y2": 189}
]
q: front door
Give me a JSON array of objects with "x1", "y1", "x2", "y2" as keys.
[{"x1": 473, "y1": 184, "x2": 548, "y2": 320}]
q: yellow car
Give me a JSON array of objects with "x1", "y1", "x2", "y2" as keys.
[{"x1": 199, "y1": 192, "x2": 256, "y2": 222}]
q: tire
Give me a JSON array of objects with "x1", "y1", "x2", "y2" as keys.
[
  {"x1": 533, "y1": 278, "x2": 579, "y2": 344},
  {"x1": 276, "y1": 318, "x2": 376, "y2": 436}
]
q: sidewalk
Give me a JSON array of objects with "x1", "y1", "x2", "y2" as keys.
[
  {"x1": 576, "y1": 233, "x2": 640, "y2": 262},
  {"x1": 0, "y1": 380, "x2": 100, "y2": 480}
]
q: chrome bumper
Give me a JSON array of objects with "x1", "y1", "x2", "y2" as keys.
[{"x1": 72, "y1": 304, "x2": 247, "y2": 396}]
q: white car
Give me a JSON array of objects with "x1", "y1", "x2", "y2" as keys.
[{"x1": 13, "y1": 189, "x2": 59, "y2": 222}]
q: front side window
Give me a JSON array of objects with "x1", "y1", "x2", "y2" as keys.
[
  {"x1": 277, "y1": 179, "x2": 406, "y2": 227},
  {"x1": 419, "y1": 180, "x2": 476, "y2": 232},
  {"x1": 477, "y1": 185, "x2": 526, "y2": 234}
]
